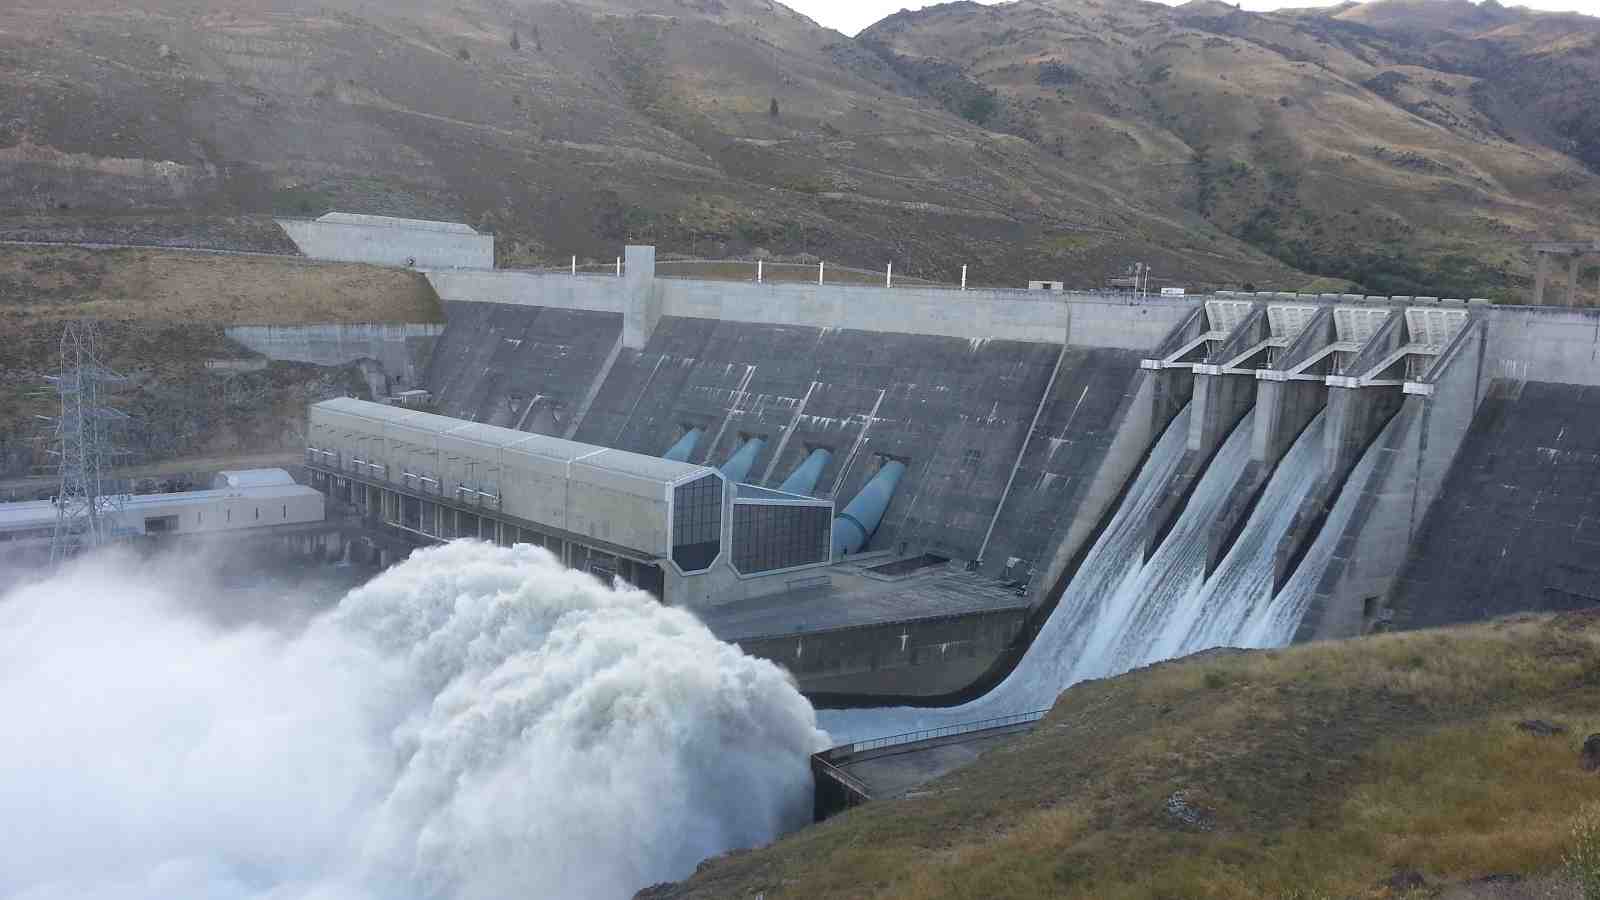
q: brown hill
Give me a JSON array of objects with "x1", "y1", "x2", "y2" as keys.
[
  {"x1": 859, "y1": 0, "x2": 1600, "y2": 300},
  {"x1": 2, "y1": 0, "x2": 1597, "y2": 298},
  {"x1": 0, "y1": 0, "x2": 1301, "y2": 291}
]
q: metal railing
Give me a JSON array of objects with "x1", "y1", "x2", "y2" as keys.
[
  {"x1": 812, "y1": 754, "x2": 872, "y2": 799},
  {"x1": 848, "y1": 709, "x2": 1049, "y2": 755}
]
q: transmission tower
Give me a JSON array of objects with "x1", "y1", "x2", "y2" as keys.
[{"x1": 45, "y1": 320, "x2": 130, "y2": 562}]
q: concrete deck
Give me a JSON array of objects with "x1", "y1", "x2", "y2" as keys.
[
  {"x1": 838, "y1": 725, "x2": 1035, "y2": 798},
  {"x1": 697, "y1": 563, "x2": 1029, "y2": 642}
]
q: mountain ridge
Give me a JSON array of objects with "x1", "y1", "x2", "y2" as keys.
[{"x1": 1, "y1": 0, "x2": 1596, "y2": 297}]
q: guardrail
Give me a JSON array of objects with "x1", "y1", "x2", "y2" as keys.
[{"x1": 846, "y1": 708, "x2": 1049, "y2": 755}]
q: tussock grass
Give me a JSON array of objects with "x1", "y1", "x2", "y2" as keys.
[{"x1": 658, "y1": 612, "x2": 1600, "y2": 900}]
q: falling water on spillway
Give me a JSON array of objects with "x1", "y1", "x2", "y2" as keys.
[{"x1": 822, "y1": 402, "x2": 1390, "y2": 743}]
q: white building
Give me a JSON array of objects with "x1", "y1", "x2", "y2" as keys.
[
  {"x1": 0, "y1": 476, "x2": 325, "y2": 552},
  {"x1": 304, "y1": 398, "x2": 833, "y2": 607}
]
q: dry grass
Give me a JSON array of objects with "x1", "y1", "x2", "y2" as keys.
[
  {"x1": 0, "y1": 247, "x2": 444, "y2": 327},
  {"x1": 655, "y1": 612, "x2": 1600, "y2": 899}
]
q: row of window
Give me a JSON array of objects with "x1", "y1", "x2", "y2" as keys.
[{"x1": 378, "y1": 491, "x2": 667, "y2": 598}]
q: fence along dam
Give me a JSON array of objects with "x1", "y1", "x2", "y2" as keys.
[{"x1": 372, "y1": 239, "x2": 1600, "y2": 737}]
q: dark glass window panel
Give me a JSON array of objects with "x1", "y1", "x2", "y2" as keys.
[
  {"x1": 731, "y1": 503, "x2": 830, "y2": 573},
  {"x1": 673, "y1": 474, "x2": 723, "y2": 572}
]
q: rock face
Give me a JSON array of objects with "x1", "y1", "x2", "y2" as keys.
[
  {"x1": 1164, "y1": 789, "x2": 1216, "y2": 832},
  {"x1": 1516, "y1": 719, "x2": 1567, "y2": 737},
  {"x1": 1582, "y1": 734, "x2": 1600, "y2": 772},
  {"x1": 1382, "y1": 868, "x2": 1426, "y2": 891}
]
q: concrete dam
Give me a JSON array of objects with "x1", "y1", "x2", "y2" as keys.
[{"x1": 338, "y1": 239, "x2": 1600, "y2": 707}]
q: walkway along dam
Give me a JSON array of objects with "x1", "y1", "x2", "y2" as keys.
[{"x1": 295, "y1": 227, "x2": 1600, "y2": 718}]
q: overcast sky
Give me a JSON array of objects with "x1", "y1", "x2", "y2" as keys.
[{"x1": 795, "y1": 0, "x2": 1600, "y2": 38}]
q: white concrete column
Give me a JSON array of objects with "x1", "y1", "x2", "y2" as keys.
[
  {"x1": 757, "y1": 259, "x2": 763, "y2": 284},
  {"x1": 571, "y1": 255, "x2": 576, "y2": 276},
  {"x1": 622, "y1": 244, "x2": 659, "y2": 349},
  {"x1": 818, "y1": 261, "x2": 824, "y2": 285},
  {"x1": 961, "y1": 264, "x2": 967, "y2": 290},
  {"x1": 886, "y1": 261, "x2": 893, "y2": 288}
]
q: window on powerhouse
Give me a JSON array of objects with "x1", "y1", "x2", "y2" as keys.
[
  {"x1": 672, "y1": 474, "x2": 723, "y2": 572},
  {"x1": 731, "y1": 503, "x2": 830, "y2": 573}
]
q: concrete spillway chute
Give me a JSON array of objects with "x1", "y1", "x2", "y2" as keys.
[
  {"x1": 719, "y1": 437, "x2": 766, "y2": 484},
  {"x1": 830, "y1": 460, "x2": 906, "y2": 557},
  {"x1": 663, "y1": 427, "x2": 703, "y2": 462},
  {"x1": 778, "y1": 448, "x2": 832, "y2": 496}
]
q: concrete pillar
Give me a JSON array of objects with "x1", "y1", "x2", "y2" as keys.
[
  {"x1": 1534, "y1": 251, "x2": 1549, "y2": 306},
  {"x1": 1187, "y1": 371, "x2": 1256, "y2": 455},
  {"x1": 1198, "y1": 375, "x2": 1328, "y2": 576},
  {"x1": 1251, "y1": 378, "x2": 1327, "y2": 468},
  {"x1": 1150, "y1": 368, "x2": 1194, "y2": 440},
  {"x1": 1568, "y1": 253, "x2": 1583, "y2": 308},
  {"x1": 1144, "y1": 370, "x2": 1255, "y2": 559},
  {"x1": 1322, "y1": 384, "x2": 1404, "y2": 486},
  {"x1": 622, "y1": 244, "x2": 659, "y2": 349},
  {"x1": 1270, "y1": 382, "x2": 1403, "y2": 590}
]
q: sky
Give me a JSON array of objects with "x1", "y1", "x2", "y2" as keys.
[{"x1": 793, "y1": 0, "x2": 1600, "y2": 38}]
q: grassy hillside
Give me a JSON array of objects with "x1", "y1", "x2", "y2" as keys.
[
  {"x1": 0, "y1": 246, "x2": 443, "y2": 326},
  {"x1": 0, "y1": 0, "x2": 1312, "y2": 291},
  {"x1": 0, "y1": 247, "x2": 440, "y2": 480},
  {"x1": 861, "y1": 0, "x2": 1600, "y2": 302},
  {"x1": 4, "y1": 0, "x2": 1597, "y2": 296},
  {"x1": 652, "y1": 611, "x2": 1600, "y2": 899}
]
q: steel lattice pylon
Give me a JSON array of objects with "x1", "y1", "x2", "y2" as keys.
[{"x1": 46, "y1": 320, "x2": 130, "y2": 562}]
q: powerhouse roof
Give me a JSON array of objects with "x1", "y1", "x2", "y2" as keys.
[{"x1": 310, "y1": 397, "x2": 718, "y2": 493}]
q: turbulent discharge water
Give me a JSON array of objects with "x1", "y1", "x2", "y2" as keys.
[
  {"x1": 822, "y1": 402, "x2": 1392, "y2": 743},
  {"x1": 0, "y1": 541, "x2": 827, "y2": 900}
]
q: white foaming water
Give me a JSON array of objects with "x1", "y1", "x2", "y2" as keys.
[
  {"x1": 0, "y1": 541, "x2": 826, "y2": 900},
  {"x1": 823, "y1": 403, "x2": 1388, "y2": 743},
  {"x1": 1062, "y1": 407, "x2": 1258, "y2": 680},
  {"x1": 1237, "y1": 410, "x2": 1398, "y2": 649},
  {"x1": 1156, "y1": 411, "x2": 1328, "y2": 658}
]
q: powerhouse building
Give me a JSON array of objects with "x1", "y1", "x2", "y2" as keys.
[{"x1": 304, "y1": 398, "x2": 833, "y2": 607}]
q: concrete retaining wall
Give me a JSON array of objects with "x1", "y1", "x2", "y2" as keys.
[
  {"x1": 427, "y1": 267, "x2": 1196, "y2": 349},
  {"x1": 431, "y1": 270, "x2": 629, "y2": 312},
  {"x1": 977, "y1": 349, "x2": 1147, "y2": 595},
  {"x1": 420, "y1": 302, "x2": 623, "y2": 431},
  {"x1": 1387, "y1": 378, "x2": 1600, "y2": 628},
  {"x1": 226, "y1": 323, "x2": 442, "y2": 386},
  {"x1": 1297, "y1": 321, "x2": 1486, "y2": 639},
  {"x1": 568, "y1": 317, "x2": 1065, "y2": 564},
  {"x1": 277, "y1": 216, "x2": 493, "y2": 269},
  {"x1": 1480, "y1": 306, "x2": 1600, "y2": 392},
  {"x1": 735, "y1": 606, "x2": 1029, "y2": 696}
]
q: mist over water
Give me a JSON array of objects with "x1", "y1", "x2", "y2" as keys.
[{"x1": 0, "y1": 541, "x2": 826, "y2": 900}]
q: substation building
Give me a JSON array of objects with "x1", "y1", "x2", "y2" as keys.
[{"x1": 0, "y1": 469, "x2": 325, "y2": 560}]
